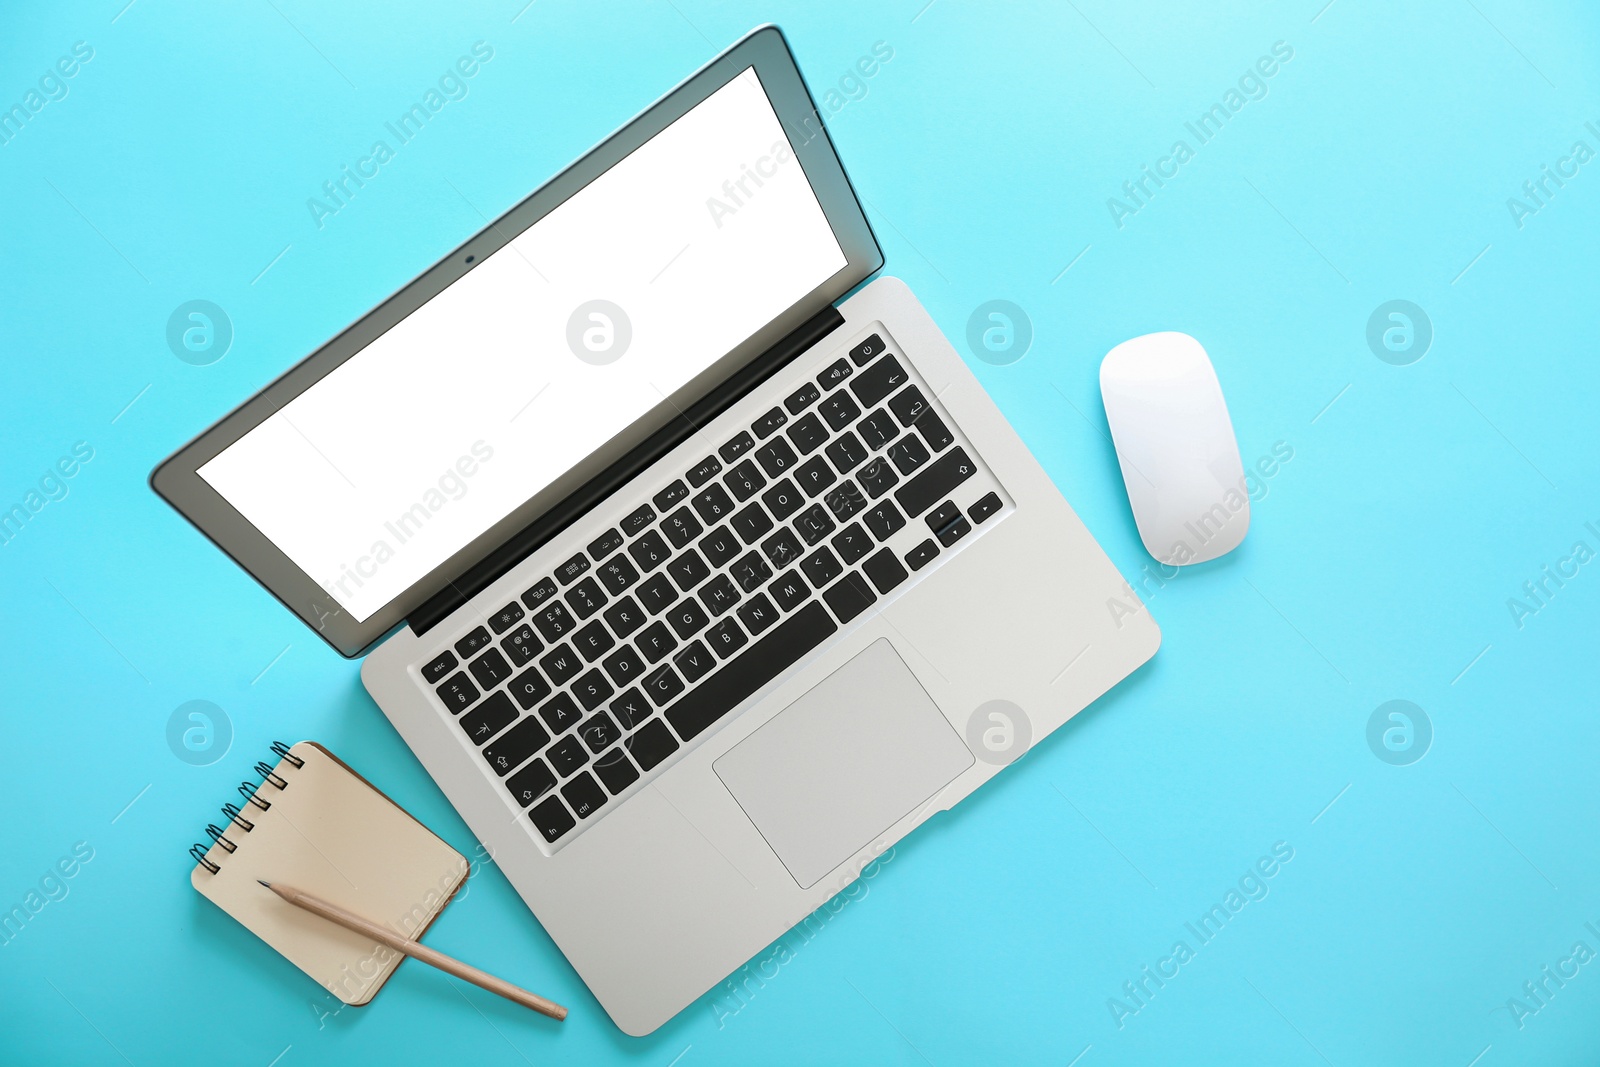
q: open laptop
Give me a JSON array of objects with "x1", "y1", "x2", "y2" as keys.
[{"x1": 152, "y1": 26, "x2": 1159, "y2": 1034}]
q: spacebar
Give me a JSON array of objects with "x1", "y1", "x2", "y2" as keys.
[{"x1": 664, "y1": 601, "x2": 838, "y2": 742}]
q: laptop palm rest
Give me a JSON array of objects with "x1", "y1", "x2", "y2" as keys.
[{"x1": 714, "y1": 639, "x2": 974, "y2": 889}]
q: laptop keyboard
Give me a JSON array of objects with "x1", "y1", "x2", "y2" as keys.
[{"x1": 419, "y1": 327, "x2": 1008, "y2": 851}]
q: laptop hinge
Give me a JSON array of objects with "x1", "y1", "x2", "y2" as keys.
[{"x1": 407, "y1": 304, "x2": 847, "y2": 637}]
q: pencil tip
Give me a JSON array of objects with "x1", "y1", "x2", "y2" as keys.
[{"x1": 257, "y1": 880, "x2": 272, "y2": 888}]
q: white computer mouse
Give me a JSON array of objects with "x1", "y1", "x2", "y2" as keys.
[{"x1": 1099, "y1": 332, "x2": 1248, "y2": 566}]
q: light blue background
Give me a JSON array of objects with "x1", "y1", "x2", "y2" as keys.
[{"x1": 4, "y1": 1, "x2": 1598, "y2": 1064}]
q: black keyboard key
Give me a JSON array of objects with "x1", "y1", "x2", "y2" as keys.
[
  {"x1": 926, "y1": 501, "x2": 961, "y2": 532},
  {"x1": 556, "y1": 553, "x2": 590, "y2": 585},
  {"x1": 706, "y1": 617, "x2": 748, "y2": 659},
  {"x1": 562, "y1": 772, "x2": 607, "y2": 819},
  {"x1": 770, "y1": 569, "x2": 809, "y2": 612},
  {"x1": 724, "y1": 459, "x2": 766, "y2": 501},
  {"x1": 969, "y1": 492, "x2": 1003, "y2": 524},
  {"x1": 752, "y1": 406, "x2": 788, "y2": 439},
  {"x1": 825, "y1": 431, "x2": 868, "y2": 475},
  {"x1": 786, "y1": 412, "x2": 828, "y2": 455},
  {"x1": 832, "y1": 522, "x2": 873, "y2": 566},
  {"x1": 573, "y1": 620, "x2": 615, "y2": 662},
  {"x1": 662, "y1": 507, "x2": 703, "y2": 548},
  {"x1": 794, "y1": 503, "x2": 836, "y2": 545},
  {"x1": 906, "y1": 539, "x2": 940, "y2": 571},
  {"x1": 850, "y1": 355, "x2": 909, "y2": 408},
  {"x1": 668, "y1": 549, "x2": 711, "y2": 591},
  {"x1": 532, "y1": 600, "x2": 576, "y2": 642},
  {"x1": 857, "y1": 408, "x2": 899, "y2": 450},
  {"x1": 435, "y1": 672, "x2": 479, "y2": 714},
  {"x1": 818, "y1": 391, "x2": 861, "y2": 432},
  {"x1": 849, "y1": 333, "x2": 887, "y2": 366},
  {"x1": 530, "y1": 796, "x2": 575, "y2": 843},
  {"x1": 785, "y1": 381, "x2": 822, "y2": 414},
  {"x1": 565, "y1": 577, "x2": 607, "y2": 620},
  {"x1": 422, "y1": 651, "x2": 457, "y2": 684},
  {"x1": 593, "y1": 748, "x2": 640, "y2": 795},
  {"x1": 720, "y1": 430, "x2": 756, "y2": 463},
  {"x1": 654, "y1": 480, "x2": 689, "y2": 511},
  {"x1": 857, "y1": 456, "x2": 900, "y2": 498},
  {"x1": 548, "y1": 735, "x2": 589, "y2": 776},
  {"x1": 610, "y1": 687, "x2": 651, "y2": 730},
  {"x1": 666, "y1": 598, "x2": 710, "y2": 639},
  {"x1": 823, "y1": 572, "x2": 877, "y2": 624},
  {"x1": 795, "y1": 456, "x2": 837, "y2": 498},
  {"x1": 621, "y1": 504, "x2": 656, "y2": 536},
  {"x1": 699, "y1": 574, "x2": 741, "y2": 616},
  {"x1": 692, "y1": 484, "x2": 736, "y2": 525},
  {"x1": 818, "y1": 358, "x2": 852, "y2": 390},
  {"x1": 937, "y1": 515, "x2": 972, "y2": 547},
  {"x1": 642, "y1": 664, "x2": 685, "y2": 706},
  {"x1": 896, "y1": 447, "x2": 977, "y2": 519},
  {"x1": 507, "y1": 758, "x2": 556, "y2": 807},
  {"x1": 700, "y1": 526, "x2": 741, "y2": 569},
  {"x1": 587, "y1": 528, "x2": 625, "y2": 561},
  {"x1": 626, "y1": 718, "x2": 680, "y2": 771},
  {"x1": 755, "y1": 437, "x2": 798, "y2": 477},
  {"x1": 674, "y1": 640, "x2": 715, "y2": 683},
  {"x1": 488, "y1": 602, "x2": 525, "y2": 634},
  {"x1": 801, "y1": 546, "x2": 843, "y2": 588},
  {"x1": 460, "y1": 691, "x2": 517, "y2": 746},
  {"x1": 455, "y1": 627, "x2": 491, "y2": 659},
  {"x1": 577, "y1": 711, "x2": 621, "y2": 753},
  {"x1": 687, "y1": 456, "x2": 722, "y2": 487},
  {"x1": 917, "y1": 410, "x2": 955, "y2": 452},
  {"x1": 509, "y1": 666, "x2": 553, "y2": 709},
  {"x1": 484, "y1": 716, "x2": 549, "y2": 777},
  {"x1": 889, "y1": 384, "x2": 931, "y2": 427},
  {"x1": 573, "y1": 668, "x2": 614, "y2": 710},
  {"x1": 665, "y1": 601, "x2": 837, "y2": 742},
  {"x1": 731, "y1": 502, "x2": 774, "y2": 544},
  {"x1": 762, "y1": 528, "x2": 805, "y2": 570},
  {"x1": 762, "y1": 478, "x2": 804, "y2": 521},
  {"x1": 628, "y1": 529, "x2": 672, "y2": 572},
  {"x1": 864, "y1": 501, "x2": 906, "y2": 541},
  {"x1": 521, "y1": 577, "x2": 559, "y2": 611},
  {"x1": 824, "y1": 480, "x2": 867, "y2": 522},
  {"x1": 540, "y1": 644, "x2": 581, "y2": 685},
  {"x1": 602, "y1": 595, "x2": 646, "y2": 638},
  {"x1": 468, "y1": 648, "x2": 513, "y2": 690},
  {"x1": 863, "y1": 547, "x2": 909, "y2": 594},
  {"x1": 539, "y1": 692, "x2": 581, "y2": 735},
  {"x1": 636, "y1": 572, "x2": 679, "y2": 614},
  {"x1": 500, "y1": 624, "x2": 541, "y2": 667},
  {"x1": 637, "y1": 621, "x2": 677, "y2": 663},
  {"x1": 730, "y1": 550, "x2": 773, "y2": 593},
  {"x1": 888, "y1": 433, "x2": 931, "y2": 475},
  {"x1": 737, "y1": 592, "x2": 779, "y2": 635},
  {"x1": 603, "y1": 645, "x2": 646, "y2": 687},
  {"x1": 596, "y1": 554, "x2": 640, "y2": 596}
]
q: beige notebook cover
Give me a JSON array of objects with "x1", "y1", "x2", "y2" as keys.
[{"x1": 190, "y1": 741, "x2": 468, "y2": 1005}]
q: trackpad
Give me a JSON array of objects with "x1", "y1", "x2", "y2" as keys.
[{"x1": 714, "y1": 639, "x2": 974, "y2": 889}]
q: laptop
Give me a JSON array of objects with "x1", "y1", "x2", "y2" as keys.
[{"x1": 152, "y1": 26, "x2": 1158, "y2": 1035}]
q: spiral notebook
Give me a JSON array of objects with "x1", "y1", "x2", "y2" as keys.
[{"x1": 189, "y1": 741, "x2": 469, "y2": 1005}]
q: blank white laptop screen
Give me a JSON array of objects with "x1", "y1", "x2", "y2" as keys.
[{"x1": 200, "y1": 68, "x2": 847, "y2": 622}]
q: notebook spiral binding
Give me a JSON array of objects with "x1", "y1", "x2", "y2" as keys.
[{"x1": 188, "y1": 741, "x2": 302, "y2": 876}]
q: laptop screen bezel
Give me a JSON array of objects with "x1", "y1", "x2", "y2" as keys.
[{"x1": 149, "y1": 26, "x2": 883, "y2": 657}]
